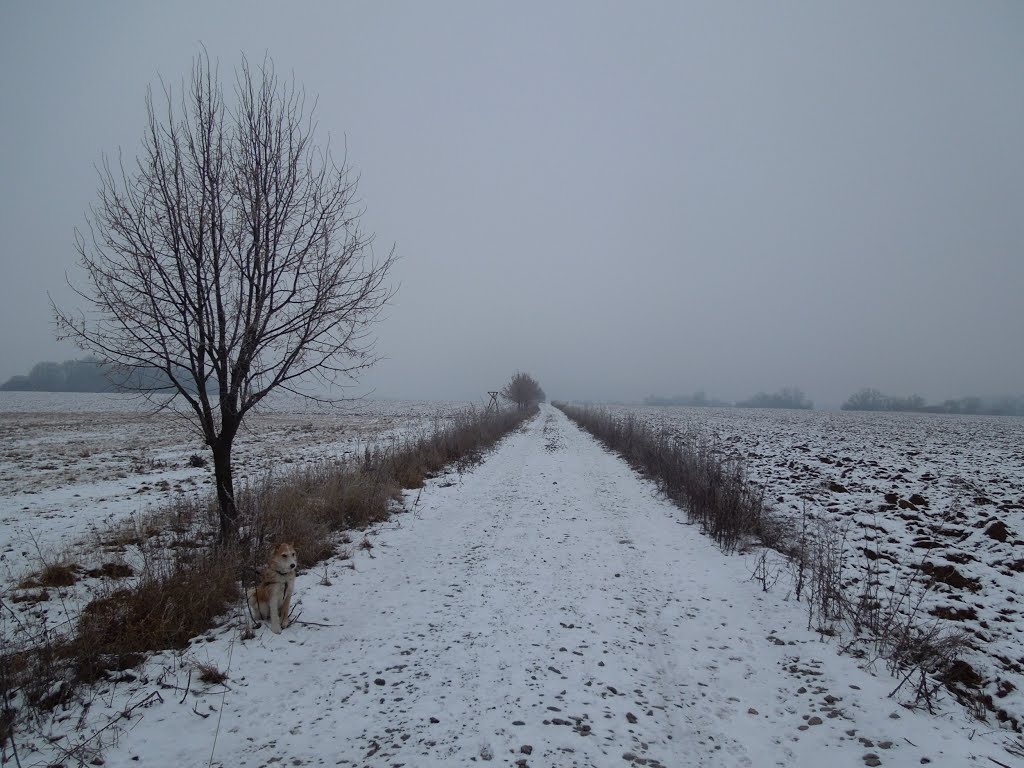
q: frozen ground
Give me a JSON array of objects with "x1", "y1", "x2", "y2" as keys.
[
  {"x1": 8, "y1": 405, "x2": 1020, "y2": 767},
  {"x1": 605, "y1": 404, "x2": 1024, "y2": 734},
  {"x1": 0, "y1": 392, "x2": 470, "y2": 581}
]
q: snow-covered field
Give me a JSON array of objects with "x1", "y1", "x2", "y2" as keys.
[
  {"x1": 603, "y1": 404, "x2": 1024, "y2": 735},
  {"x1": 0, "y1": 391, "x2": 470, "y2": 581},
  {"x1": 6, "y1": 404, "x2": 1020, "y2": 767}
]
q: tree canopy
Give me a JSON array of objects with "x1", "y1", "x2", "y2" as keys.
[{"x1": 501, "y1": 372, "x2": 545, "y2": 411}]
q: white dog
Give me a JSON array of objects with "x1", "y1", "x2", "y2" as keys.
[{"x1": 247, "y1": 543, "x2": 297, "y2": 634}]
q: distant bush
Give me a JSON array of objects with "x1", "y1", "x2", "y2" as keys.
[
  {"x1": 736, "y1": 386, "x2": 813, "y2": 410},
  {"x1": 501, "y1": 371, "x2": 546, "y2": 411}
]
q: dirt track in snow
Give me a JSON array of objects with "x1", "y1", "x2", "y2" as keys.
[{"x1": 81, "y1": 406, "x2": 1010, "y2": 767}]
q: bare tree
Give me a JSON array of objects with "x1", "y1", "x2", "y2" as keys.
[
  {"x1": 501, "y1": 372, "x2": 545, "y2": 411},
  {"x1": 54, "y1": 51, "x2": 396, "y2": 542}
]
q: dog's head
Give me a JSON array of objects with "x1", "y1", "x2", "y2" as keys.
[{"x1": 269, "y1": 543, "x2": 298, "y2": 574}]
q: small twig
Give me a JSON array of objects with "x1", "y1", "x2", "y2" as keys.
[
  {"x1": 887, "y1": 663, "x2": 918, "y2": 699},
  {"x1": 987, "y1": 757, "x2": 1012, "y2": 768},
  {"x1": 1005, "y1": 736, "x2": 1024, "y2": 758},
  {"x1": 292, "y1": 618, "x2": 343, "y2": 628},
  {"x1": 190, "y1": 686, "x2": 232, "y2": 696},
  {"x1": 179, "y1": 667, "x2": 192, "y2": 704}
]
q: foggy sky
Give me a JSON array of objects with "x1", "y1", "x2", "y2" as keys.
[{"x1": 2, "y1": 1, "x2": 1022, "y2": 407}]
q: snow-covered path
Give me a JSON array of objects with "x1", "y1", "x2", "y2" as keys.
[{"x1": 93, "y1": 405, "x2": 1013, "y2": 768}]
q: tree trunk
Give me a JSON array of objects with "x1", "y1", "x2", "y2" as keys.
[{"x1": 211, "y1": 439, "x2": 238, "y2": 543}]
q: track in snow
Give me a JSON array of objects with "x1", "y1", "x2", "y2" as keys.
[{"x1": 97, "y1": 405, "x2": 1009, "y2": 768}]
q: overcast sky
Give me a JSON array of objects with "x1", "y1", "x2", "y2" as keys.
[{"x1": 1, "y1": 1, "x2": 1021, "y2": 406}]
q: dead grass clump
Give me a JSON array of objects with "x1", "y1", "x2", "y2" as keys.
[
  {"x1": 942, "y1": 658, "x2": 984, "y2": 690},
  {"x1": 10, "y1": 590, "x2": 51, "y2": 605},
  {"x1": 34, "y1": 563, "x2": 81, "y2": 588},
  {"x1": 70, "y1": 548, "x2": 240, "y2": 685},
  {"x1": 930, "y1": 605, "x2": 979, "y2": 621},
  {"x1": 86, "y1": 562, "x2": 135, "y2": 579},
  {"x1": 913, "y1": 561, "x2": 982, "y2": 593},
  {"x1": 195, "y1": 661, "x2": 228, "y2": 685},
  {"x1": 886, "y1": 625, "x2": 975, "y2": 713}
]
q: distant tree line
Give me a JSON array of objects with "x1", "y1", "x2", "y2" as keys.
[
  {"x1": 643, "y1": 390, "x2": 730, "y2": 407},
  {"x1": 643, "y1": 387, "x2": 813, "y2": 410},
  {"x1": 841, "y1": 388, "x2": 1024, "y2": 416},
  {"x1": 736, "y1": 386, "x2": 813, "y2": 410},
  {"x1": 1, "y1": 358, "x2": 191, "y2": 393}
]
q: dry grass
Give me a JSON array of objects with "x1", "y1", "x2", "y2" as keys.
[
  {"x1": 35, "y1": 563, "x2": 81, "y2": 588},
  {"x1": 70, "y1": 547, "x2": 242, "y2": 686},
  {"x1": 195, "y1": 660, "x2": 229, "y2": 685}
]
